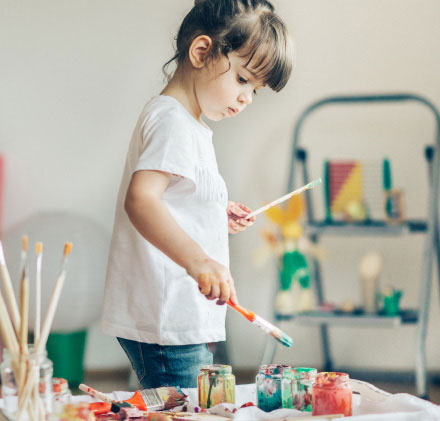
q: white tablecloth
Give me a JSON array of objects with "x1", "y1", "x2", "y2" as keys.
[
  {"x1": 3, "y1": 380, "x2": 440, "y2": 420},
  {"x1": 105, "y1": 380, "x2": 440, "y2": 420}
]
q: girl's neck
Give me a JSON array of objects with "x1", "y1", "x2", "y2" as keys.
[{"x1": 161, "y1": 65, "x2": 202, "y2": 123}]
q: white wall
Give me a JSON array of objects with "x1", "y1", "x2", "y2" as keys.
[{"x1": 1, "y1": 0, "x2": 439, "y2": 372}]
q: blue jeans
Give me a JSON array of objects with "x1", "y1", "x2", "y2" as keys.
[{"x1": 117, "y1": 338, "x2": 213, "y2": 389}]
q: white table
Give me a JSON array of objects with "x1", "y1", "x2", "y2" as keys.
[
  {"x1": 106, "y1": 380, "x2": 440, "y2": 420},
  {"x1": 2, "y1": 380, "x2": 440, "y2": 420}
]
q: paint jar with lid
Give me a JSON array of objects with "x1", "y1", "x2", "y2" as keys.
[
  {"x1": 0, "y1": 346, "x2": 54, "y2": 418},
  {"x1": 256, "y1": 364, "x2": 296, "y2": 412},
  {"x1": 312, "y1": 372, "x2": 352, "y2": 417},
  {"x1": 198, "y1": 364, "x2": 235, "y2": 409},
  {"x1": 293, "y1": 367, "x2": 317, "y2": 412}
]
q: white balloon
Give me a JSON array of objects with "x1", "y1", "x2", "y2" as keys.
[{"x1": 2, "y1": 212, "x2": 110, "y2": 331}]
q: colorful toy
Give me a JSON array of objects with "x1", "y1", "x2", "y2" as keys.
[
  {"x1": 252, "y1": 193, "x2": 325, "y2": 314},
  {"x1": 378, "y1": 286, "x2": 403, "y2": 316},
  {"x1": 324, "y1": 158, "x2": 398, "y2": 222}
]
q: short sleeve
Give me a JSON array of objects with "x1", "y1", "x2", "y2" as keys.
[{"x1": 135, "y1": 110, "x2": 196, "y2": 193}]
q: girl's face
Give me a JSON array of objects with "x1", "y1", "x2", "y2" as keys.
[{"x1": 194, "y1": 52, "x2": 265, "y2": 121}]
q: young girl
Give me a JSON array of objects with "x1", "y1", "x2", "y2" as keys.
[{"x1": 102, "y1": 0, "x2": 293, "y2": 389}]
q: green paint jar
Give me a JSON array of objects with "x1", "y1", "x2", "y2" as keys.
[{"x1": 293, "y1": 367, "x2": 318, "y2": 411}]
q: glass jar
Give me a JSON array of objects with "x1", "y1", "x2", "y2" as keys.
[
  {"x1": 53, "y1": 377, "x2": 72, "y2": 403},
  {"x1": 293, "y1": 367, "x2": 317, "y2": 412},
  {"x1": 198, "y1": 364, "x2": 235, "y2": 409},
  {"x1": 256, "y1": 364, "x2": 296, "y2": 412},
  {"x1": 49, "y1": 402, "x2": 93, "y2": 420},
  {"x1": 312, "y1": 372, "x2": 352, "y2": 417},
  {"x1": 1, "y1": 346, "x2": 54, "y2": 419}
]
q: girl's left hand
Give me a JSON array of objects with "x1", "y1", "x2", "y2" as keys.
[{"x1": 227, "y1": 201, "x2": 255, "y2": 234}]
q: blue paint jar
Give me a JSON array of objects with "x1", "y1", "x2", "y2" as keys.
[{"x1": 256, "y1": 364, "x2": 295, "y2": 412}]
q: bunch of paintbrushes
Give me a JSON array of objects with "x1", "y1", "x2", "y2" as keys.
[
  {"x1": 0, "y1": 236, "x2": 72, "y2": 420},
  {"x1": 80, "y1": 383, "x2": 187, "y2": 414}
]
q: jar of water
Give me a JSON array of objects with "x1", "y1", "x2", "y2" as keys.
[{"x1": 1, "y1": 346, "x2": 54, "y2": 419}]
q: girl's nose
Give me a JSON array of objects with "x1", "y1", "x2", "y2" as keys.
[{"x1": 238, "y1": 91, "x2": 252, "y2": 106}]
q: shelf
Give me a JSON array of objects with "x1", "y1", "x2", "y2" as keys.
[
  {"x1": 275, "y1": 309, "x2": 418, "y2": 328},
  {"x1": 305, "y1": 220, "x2": 428, "y2": 237}
]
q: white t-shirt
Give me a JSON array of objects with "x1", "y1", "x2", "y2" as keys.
[{"x1": 101, "y1": 95, "x2": 229, "y2": 345}]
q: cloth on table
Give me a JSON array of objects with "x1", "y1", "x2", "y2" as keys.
[{"x1": 95, "y1": 380, "x2": 440, "y2": 420}]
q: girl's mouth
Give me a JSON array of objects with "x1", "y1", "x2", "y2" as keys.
[{"x1": 228, "y1": 107, "x2": 238, "y2": 117}]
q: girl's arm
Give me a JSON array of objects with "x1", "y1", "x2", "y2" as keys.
[{"x1": 125, "y1": 170, "x2": 238, "y2": 305}]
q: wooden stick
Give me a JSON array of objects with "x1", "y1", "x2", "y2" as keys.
[
  {"x1": 245, "y1": 178, "x2": 322, "y2": 219},
  {"x1": 0, "y1": 288, "x2": 19, "y2": 356},
  {"x1": 18, "y1": 268, "x2": 29, "y2": 392},
  {"x1": 36, "y1": 243, "x2": 72, "y2": 354},
  {"x1": 34, "y1": 242, "x2": 43, "y2": 344},
  {"x1": 16, "y1": 363, "x2": 38, "y2": 420},
  {"x1": 79, "y1": 383, "x2": 113, "y2": 403},
  {"x1": 0, "y1": 240, "x2": 21, "y2": 333},
  {"x1": 19, "y1": 236, "x2": 28, "y2": 282}
]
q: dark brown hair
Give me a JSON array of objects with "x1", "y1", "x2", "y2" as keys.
[{"x1": 163, "y1": 0, "x2": 293, "y2": 92}]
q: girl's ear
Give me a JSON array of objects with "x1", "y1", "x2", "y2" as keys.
[{"x1": 188, "y1": 35, "x2": 213, "y2": 69}]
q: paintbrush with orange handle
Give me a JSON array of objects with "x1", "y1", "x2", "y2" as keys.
[
  {"x1": 81, "y1": 383, "x2": 187, "y2": 413},
  {"x1": 227, "y1": 300, "x2": 293, "y2": 347}
]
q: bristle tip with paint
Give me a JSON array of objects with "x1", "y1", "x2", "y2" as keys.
[
  {"x1": 22, "y1": 235, "x2": 28, "y2": 251},
  {"x1": 36, "y1": 242, "x2": 43, "y2": 254},
  {"x1": 64, "y1": 242, "x2": 73, "y2": 256}
]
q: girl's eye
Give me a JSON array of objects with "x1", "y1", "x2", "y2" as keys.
[
  {"x1": 253, "y1": 89, "x2": 257, "y2": 96},
  {"x1": 238, "y1": 75, "x2": 247, "y2": 84}
]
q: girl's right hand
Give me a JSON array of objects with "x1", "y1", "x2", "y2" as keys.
[{"x1": 186, "y1": 257, "x2": 238, "y2": 306}]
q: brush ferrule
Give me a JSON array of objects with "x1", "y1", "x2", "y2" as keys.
[
  {"x1": 140, "y1": 389, "x2": 165, "y2": 411},
  {"x1": 253, "y1": 315, "x2": 276, "y2": 334}
]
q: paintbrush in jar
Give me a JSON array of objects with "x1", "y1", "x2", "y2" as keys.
[
  {"x1": 36, "y1": 242, "x2": 72, "y2": 354},
  {"x1": 227, "y1": 300, "x2": 293, "y2": 347},
  {"x1": 0, "y1": 240, "x2": 21, "y2": 333},
  {"x1": 34, "y1": 242, "x2": 43, "y2": 344}
]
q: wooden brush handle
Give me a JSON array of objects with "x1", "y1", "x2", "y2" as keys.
[{"x1": 227, "y1": 300, "x2": 255, "y2": 322}]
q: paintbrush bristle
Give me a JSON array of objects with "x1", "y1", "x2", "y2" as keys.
[
  {"x1": 270, "y1": 327, "x2": 293, "y2": 347},
  {"x1": 63, "y1": 242, "x2": 73, "y2": 256},
  {"x1": 156, "y1": 386, "x2": 188, "y2": 409},
  {"x1": 22, "y1": 235, "x2": 28, "y2": 251},
  {"x1": 307, "y1": 178, "x2": 322, "y2": 189},
  {"x1": 36, "y1": 242, "x2": 43, "y2": 255}
]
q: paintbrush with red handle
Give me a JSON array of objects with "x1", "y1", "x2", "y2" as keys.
[{"x1": 227, "y1": 299, "x2": 293, "y2": 347}]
